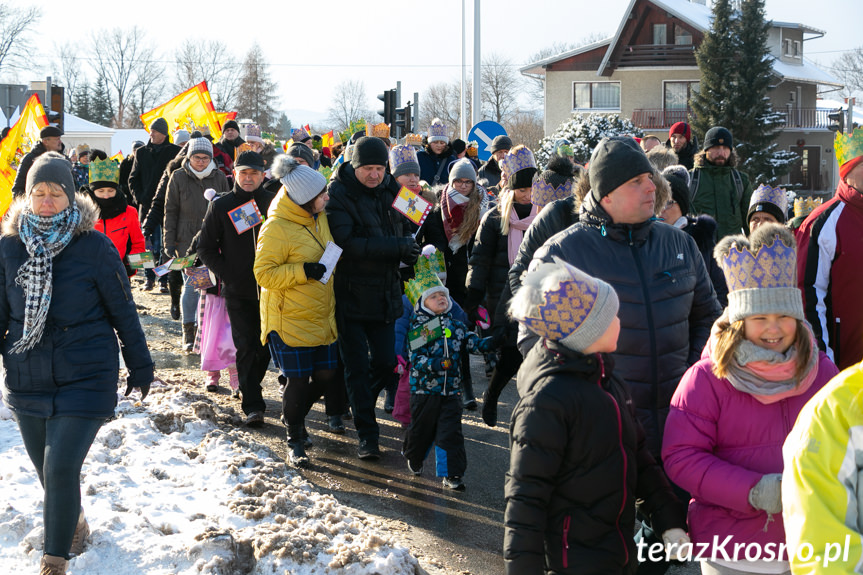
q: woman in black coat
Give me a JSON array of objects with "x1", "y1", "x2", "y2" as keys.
[{"x1": 1, "y1": 153, "x2": 153, "y2": 575}]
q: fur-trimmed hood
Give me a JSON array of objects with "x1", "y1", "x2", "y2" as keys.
[{"x1": 2, "y1": 193, "x2": 98, "y2": 238}]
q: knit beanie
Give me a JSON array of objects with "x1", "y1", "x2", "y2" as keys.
[
  {"x1": 173, "y1": 129, "x2": 190, "y2": 146},
  {"x1": 350, "y1": 136, "x2": 389, "y2": 168},
  {"x1": 542, "y1": 155, "x2": 576, "y2": 189},
  {"x1": 272, "y1": 155, "x2": 327, "y2": 206},
  {"x1": 509, "y1": 256, "x2": 619, "y2": 353},
  {"x1": 448, "y1": 158, "x2": 477, "y2": 185},
  {"x1": 661, "y1": 165, "x2": 692, "y2": 216},
  {"x1": 703, "y1": 126, "x2": 733, "y2": 150},
  {"x1": 668, "y1": 122, "x2": 691, "y2": 142},
  {"x1": 287, "y1": 142, "x2": 315, "y2": 167},
  {"x1": 451, "y1": 139, "x2": 466, "y2": 155},
  {"x1": 26, "y1": 151, "x2": 76, "y2": 204},
  {"x1": 588, "y1": 137, "x2": 654, "y2": 200},
  {"x1": 747, "y1": 184, "x2": 788, "y2": 225},
  {"x1": 149, "y1": 117, "x2": 169, "y2": 136},
  {"x1": 389, "y1": 145, "x2": 420, "y2": 179},
  {"x1": 222, "y1": 120, "x2": 240, "y2": 134},
  {"x1": 489, "y1": 135, "x2": 512, "y2": 154},
  {"x1": 188, "y1": 137, "x2": 214, "y2": 159},
  {"x1": 40, "y1": 126, "x2": 63, "y2": 138},
  {"x1": 714, "y1": 223, "x2": 803, "y2": 323}
]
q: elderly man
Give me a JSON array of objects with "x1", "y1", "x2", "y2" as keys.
[
  {"x1": 12, "y1": 125, "x2": 65, "y2": 197},
  {"x1": 327, "y1": 136, "x2": 420, "y2": 460}
]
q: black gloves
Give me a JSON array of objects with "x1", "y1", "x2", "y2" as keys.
[
  {"x1": 431, "y1": 358, "x2": 454, "y2": 371},
  {"x1": 125, "y1": 382, "x2": 150, "y2": 400},
  {"x1": 492, "y1": 325, "x2": 508, "y2": 347},
  {"x1": 398, "y1": 238, "x2": 421, "y2": 265},
  {"x1": 303, "y1": 262, "x2": 326, "y2": 281}
]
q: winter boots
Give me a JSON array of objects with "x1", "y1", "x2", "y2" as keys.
[
  {"x1": 287, "y1": 424, "x2": 309, "y2": 467},
  {"x1": 68, "y1": 508, "x2": 89, "y2": 555},
  {"x1": 182, "y1": 322, "x2": 196, "y2": 352},
  {"x1": 205, "y1": 371, "x2": 220, "y2": 392},
  {"x1": 39, "y1": 555, "x2": 67, "y2": 575},
  {"x1": 228, "y1": 366, "x2": 240, "y2": 398}
]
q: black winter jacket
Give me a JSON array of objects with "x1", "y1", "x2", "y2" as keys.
[
  {"x1": 197, "y1": 183, "x2": 276, "y2": 301},
  {"x1": 143, "y1": 143, "x2": 187, "y2": 234},
  {"x1": 678, "y1": 214, "x2": 728, "y2": 307},
  {"x1": 531, "y1": 193, "x2": 722, "y2": 456},
  {"x1": 505, "y1": 341, "x2": 686, "y2": 575},
  {"x1": 129, "y1": 140, "x2": 181, "y2": 218},
  {"x1": 326, "y1": 163, "x2": 412, "y2": 323},
  {"x1": 477, "y1": 158, "x2": 502, "y2": 192},
  {"x1": 467, "y1": 205, "x2": 519, "y2": 318},
  {"x1": 417, "y1": 147, "x2": 456, "y2": 186}
]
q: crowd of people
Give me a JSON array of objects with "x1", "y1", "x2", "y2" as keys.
[{"x1": 4, "y1": 115, "x2": 863, "y2": 575}]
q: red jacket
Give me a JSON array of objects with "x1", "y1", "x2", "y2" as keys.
[{"x1": 95, "y1": 205, "x2": 146, "y2": 275}]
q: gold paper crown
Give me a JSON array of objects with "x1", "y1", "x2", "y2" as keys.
[
  {"x1": 793, "y1": 196, "x2": 823, "y2": 219},
  {"x1": 404, "y1": 133, "x2": 423, "y2": 147},
  {"x1": 404, "y1": 266, "x2": 446, "y2": 306},
  {"x1": 88, "y1": 158, "x2": 119, "y2": 185},
  {"x1": 371, "y1": 122, "x2": 390, "y2": 138},
  {"x1": 835, "y1": 129, "x2": 863, "y2": 167}
]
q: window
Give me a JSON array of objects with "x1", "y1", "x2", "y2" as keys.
[
  {"x1": 664, "y1": 81, "x2": 700, "y2": 110},
  {"x1": 573, "y1": 82, "x2": 621, "y2": 110},
  {"x1": 793, "y1": 40, "x2": 801, "y2": 58},
  {"x1": 674, "y1": 25, "x2": 693, "y2": 45},
  {"x1": 784, "y1": 39, "x2": 793, "y2": 56},
  {"x1": 653, "y1": 24, "x2": 667, "y2": 45}
]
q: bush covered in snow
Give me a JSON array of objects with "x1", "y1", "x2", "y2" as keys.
[{"x1": 535, "y1": 113, "x2": 643, "y2": 170}]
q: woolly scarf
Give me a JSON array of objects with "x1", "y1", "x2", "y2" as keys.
[
  {"x1": 11, "y1": 205, "x2": 81, "y2": 353},
  {"x1": 507, "y1": 204, "x2": 537, "y2": 266},
  {"x1": 441, "y1": 187, "x2": 489, "y2": 252},
  {"x1": 187, "y1": 159, "x2": 216, "y2": 180},
  {"x1": 720, "y1": 324, "x2": 820, "y2": 404}
]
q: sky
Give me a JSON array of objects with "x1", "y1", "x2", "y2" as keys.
[
  {"x1": 0, "y1": 386, "x2": 434, "y2": 574},
  {"x1": 9, "y1": 0, "x2": 861, "y2": 127}
]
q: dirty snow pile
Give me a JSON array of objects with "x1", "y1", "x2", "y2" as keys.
[{"x1": 0, "y1": 386, "x2": 423, "y2": 574}]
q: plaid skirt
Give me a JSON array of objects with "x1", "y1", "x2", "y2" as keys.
[{"x1": 267, "y1": 331, "x2": 338, "y2": 378}]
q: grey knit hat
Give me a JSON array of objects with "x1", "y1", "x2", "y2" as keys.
[
  {"x1": 149, "y1": 117, "x2": 169, "y2": 136},
  {"x1": 272, "y1": 155, "x2": 327, "y2": 206},
  {"x1": 489, "y1": 135, "x2": 512, "y2": 154},
  {"x1": 188, "y1": 137, "x2": 213, "y2": 159},
  {"x1": 448, "y1": 158, "x2": 477, "y2": 185},
  {"x1": 287, "y1": 142, "x2": 315, "y2": 167},
  {"x1": 173, "y1": 129, "x2": 190, "y2": 146},
  {"x1": 510, "y1": 257, "x2": 619, "y2": 353},
  {"x1": 26, "y1": 151, "x2": 76, "y2": 203},
  {"x1": 589, "y1": 136, "x2": 654, "y2": 200}
]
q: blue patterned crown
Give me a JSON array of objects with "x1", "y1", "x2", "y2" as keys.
[
  {"x1": 389, "y1": 144, "x2": 418, "y2": 169},
  {"x1": 427, "y1": 118, "x2": 449, "y2": 143},
  {"x1": 531, "y1": 178, "x2": 573, "y2": 209},
  {"x1": 749, "y1": 184, "x2": 788, "y2": 216},
  {"x1": 291, "y1": 128, "x2": 311, "y2": 142},
  {"x1": 88, "y1": 158, "x2": 119, "y2": 185},
  {"x1": 500, "y1": 146, "x2": 536, "y2": 182},
  {"x1": 716, "y1": 226, "x2": 797, "y2": 293}
]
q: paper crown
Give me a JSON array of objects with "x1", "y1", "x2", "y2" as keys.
[
  {"x1": 404, "y1": 133, "x2": 423, "y2": 147},
  {"x1": 389, "y1": 144, "x2": 418, "y2": 169},
  {"x1": 531, "y1": 178, "x2": 573, "y2": 209},
  {"x1": 88, "y1": 158, "x2": 119, "y2": 185},
  {"x1": 244, "y1": 124, "x2": 263, "y2": 142},
  {"x1": 405, "y1": 265, "x2": 446, "y2": 306},
  {"x1": 466, "y1": 141, "x2": 478, "y2": 158},
  {"x1": 835, "y1": 129, "x2": 863, "y2": 167},
  {"x1": 371, "y1": 122, "x2": 390, "y2": 138},
  {"x1": 500, "y1": 146, "x2": 537, "y2": 181},
  {"x1": 717, "y1": 228, "x2": 797, "y2": 293},
  {"x1": 415, "y1": 245, "x2": 446, "y2": 279},
  {"x1": 793, "y1": 196, "x2": 822, "y2": 219},
  {"x1": 749, "y1": 183, "x2": 788, "y2": 215},
  {"x1": 291, "y1": 128, "x2": 311, "y2": 142},
  {"x1": 427, "y1": 119, "x2": 448, "y2": 142}
]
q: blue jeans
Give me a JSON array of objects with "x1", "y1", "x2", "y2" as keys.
[
  {"x1": 145, "y1": 224, "x2": 165, "y2": 284},
  {"x1": 14, "y1": 414, "x2": 104, "y2": 559},
  {"x1": 182, "y1": 273, "x2": 200, "y2": 324}
]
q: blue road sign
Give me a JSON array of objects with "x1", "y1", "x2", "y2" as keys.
[{"x1": 468, "y1": 121, "x2": 507, "y2": 162}]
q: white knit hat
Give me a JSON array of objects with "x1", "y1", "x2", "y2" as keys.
[{"x1": 271, "y1": 155, "x2": 326, "y2": 206}]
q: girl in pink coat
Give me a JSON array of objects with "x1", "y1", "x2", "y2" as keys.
[{"x1": 662, "y1": 223, "x2": 837, "y2": 575}]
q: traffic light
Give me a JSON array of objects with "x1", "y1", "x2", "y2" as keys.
[
  {"x1": 394, "y1": 102, "x2": 412, "y2": 136},
  {"x1": 827, "y1": 109, "x2": 845, "y2": 134},
  {"x1": 377, "y1": 89, "x2": 396, "y2": 126}
]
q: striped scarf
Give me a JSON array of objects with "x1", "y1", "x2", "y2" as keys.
[{"x1": 11, "y1": 205, "x2": 80, "y2": 353}]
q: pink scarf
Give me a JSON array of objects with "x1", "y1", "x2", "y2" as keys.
[{"x1": 507, "y1": 205, "x2": 537, "y2": 266}]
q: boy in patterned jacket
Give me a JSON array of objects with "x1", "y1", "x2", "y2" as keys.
[{"x1": 402, "y1": 266, "x2": 495, "y2": 490}]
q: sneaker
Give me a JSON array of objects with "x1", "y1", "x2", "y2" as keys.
[
  {"x1": 160, "y1": 283, "x2": 169, "y2": 294},
  {"x1": 463, "y1": 398, "x2": 478, "y2": 411},
  {"x1": 143, "y1": 278, "x2": 155, "y2": 291},
  {"x1": 406, "y1": 459, "x2": 423, "y2": 476},
  {"x1": 244, "y1": 411, "x2": 265, "y2": 427},
  {"x1": 443, "y1": 476, "x2": 465, "y2": 491},
  {"x1": 68, "y1": 510, "x2": 89, "y2": 555},
  {"x1": 357, "y1": 440, "x2": 381, "y2": 460},
  {"x1": 327, "y1": 415, "x2": 345, "y2": 434}
]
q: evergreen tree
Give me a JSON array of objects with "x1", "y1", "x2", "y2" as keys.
[
  {"x1": 276, "y1": 113, "x2": 292, "y2": 140},
  {"x1": 535, "y1": 113, "x2": 643, "y2": 169},
  {"x1": 91, "y1": 76, "x2": 115, "y2": 127},
  {"x1": 235, "y1": 44, "x2": 279, "y2": 132},
  {"x1": 689, "y1": 0, "x2": 737, "y2": 137},
  {"x1": 71, "y1": 81, "x2": 93, "y2": 122}
]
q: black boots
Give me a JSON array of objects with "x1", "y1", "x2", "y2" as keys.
[
  {"x1": 182, "y1": 322, "x2": 196, "y2": 352},
  {"x1": 287, "y1": 424, "x2": 309, "y2": 467}
]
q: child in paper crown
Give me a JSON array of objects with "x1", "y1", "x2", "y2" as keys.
[
  {"x1": 662, "y1": 223, "x2": 838, "y2": 575},
  {"x1": 393, "y1": 245, "x2": 469, "y2": 426},
  {"x1": 402, "y1": 263, "x2": 496, "y2": 490}
]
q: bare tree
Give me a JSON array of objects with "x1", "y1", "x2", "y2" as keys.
[
  {"x1": 326, "y1": 80, "x2": 372, "y2": 133},
  {"x1": 481, "y1": 53, "x2": 520, "y2": 124},
  {"x1": 504, "y1": 110, "x2": 545, "y2": 150},
  {"x1": 0, "y1": 4, "x2": 40, "y2": 77},
  {"x1": 91, "y1": 26, "x2": 155, "y2": 127},
  {"x1": 235, "y1": 43, "x2": 279, "y2": 131},
  {"x1": 124, "y1": 57, "x2": 166, "y2": 128},
  {"x1": 832, "y1": 46, "x2": 863, "y2": 100},
  {"x1": 417, "y1": 81, "x2": 473, "y2": 138},
  {"x1": 54, "y1": 41, "x2": 83, "y2": 113},
  {"x1": 523, "y1": 35, "x2": 607, "y2": 108},
  {"x1": 174, "y1": 39, "x2": 241, "y2": 112}
]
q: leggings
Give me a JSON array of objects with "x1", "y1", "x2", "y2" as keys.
[{"x1": 15, "y1": 413, "x2": 104, "y2": 559}]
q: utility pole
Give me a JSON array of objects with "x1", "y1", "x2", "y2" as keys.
[{"x1": 472, "y1": 0, "x2": 481, "y2": 129}]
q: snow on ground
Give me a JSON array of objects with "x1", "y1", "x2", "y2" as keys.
[{"x1": 0, "y1": 385, "x2": 423, "y2": 574}]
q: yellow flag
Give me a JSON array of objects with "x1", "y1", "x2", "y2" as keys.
[
  {"x1": 140, "y1": 81, "x2": 225, "y2": 142},
  {"x1": 0, "y1": 94, "x2": 49, "y2": 216},
  {"x1": 322, "y1": 130, "x2": 335, "y2": 150},
  {"x1": 215, "y1": 111, "x2": 236, "y2": 131},
  {"x1": 110, "y1": 151, "x2": 123, "y2": 162}
]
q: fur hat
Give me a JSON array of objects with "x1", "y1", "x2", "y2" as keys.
[
  {"x1": 510, "y1": 257, "x2": 619, "y2": 353},
  {"x1": 747, "y1": 184, "x2": 788, "y2": 225},
  {"x1": 26, "y1": 151, "x2": 76, "y2": 203},
  {"x1": 272, "y1": 155, "x2": 326, "y2": 206},
  {"x1": 714, "y1": 223, "x2": 802, "y2": 323},
  {"x1": 589, "y1": 137, "x2": 654, "y2": 200}
]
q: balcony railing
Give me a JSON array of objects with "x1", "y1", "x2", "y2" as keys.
[
  {"x1": 630, "y1": 107, "x2": 832, "y2": 130},
  {"x1": 617, "y1": 44, "x2": 697, "y2": 67},
  {"x1": 777, "y1": 108, "x2": 832, "y2": 129},
  {"x1": 630, "y1": 109, "x2": 691, "y2": 130}
]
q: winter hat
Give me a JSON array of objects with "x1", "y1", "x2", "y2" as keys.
[
  {"x1": 835, "y1": 130, "x2": 863, "y2": 179},
  {"x1": 703, "y1": 126, "x2": 733, "y2": 150},
  {"x1": 173, "y1": 129, "x2": 190, "y2": 146},
  {"x1": 389, "y1": 145, "x2": 420, "y2": 179},
  {"x1": 234, "y1": 150, "x2": 266, "y2": 172},
  {"x1": 427, "y1": 118, "x2": 449, "y2": 143},
  {"x1": 509, "y1": 256, "x2": 619, "y2": 353},
  {"x1": 542, "y1": 155, "x2": 576, "y2": 189},
  {"x1": 132, "y1": 140, "x2": 145, "y2": 151},
  {"x1": 222, "y1": 120, "x2": 240, "y2": 134},
  {"x1": 272, "y1": 155, "x2": 327, "y2": 206},
  {"x1": 588, "y1": 136, "x2": 654, "y2": 200},
  {"x1": 451, "y1": 139, "x2": 466, "y2": 155},
  {"x1": 88, "y1": 158, "x2": 120, "y2": 189},
  {"x1": 668, "y1": 122, "x2": 691, "y2": 142},
  {"x1": 149, "y1": 117, "x2": 169, "y2": 136},
  {"x1": 188, "y1": 137, "x2": 214, "y2": 159},
  {"x1": 661, "y1": 165, "x2": 692, "y2": 216},
  {"x1": 714, "y1": 223, "x2": 802, "y2": 323},
  {"x1": 489, "y1": 135, "x2": 513, "y2": 154},
  {"x1": 747, "y1": 184, "x2": 788, "y2": 225},
  {"x1": 40, "y1": 126, "x2": 63, "y2": 138},
  {"x1": 500, "y1": 145, "x2": 537, "y2": 190},
  {"x1": 287, "y1": 142, "x2": 315, "y2": 167},
  {"x1": 350, "y1": 136, "x2": 389, "y2": 169},
  {"x1": 75, "y1": 144, "x2": 90, "y2": 157},
  {"x1": 244, "y1": 124, "x2": 263, "y2": 144},
  {"x1": 448, "y1": 158, "x2": 477, "y2": 185},
  {"x1": 350, "y1": 130, "x2": 366, "y2": 144},
  {"x1": 553, "y1": 139, "x2": 574, "y2": 159},
  {"x1": 405, "y1": 265, "x2": 451, "y2": 313},
  {"x1": 26, "y1": 151, "x2": 76, "y2": 203}
]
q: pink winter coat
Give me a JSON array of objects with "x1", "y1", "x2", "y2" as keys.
[{"x1": 661, "y1": 352, "x2": 837, "y2": 557}]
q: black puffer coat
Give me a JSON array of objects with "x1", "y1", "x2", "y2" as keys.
[
  {"x1": 532, "y1": 193, "x2": 722, "y2": 456},
  {"x1": 326, "y1": 162, "x2": 412, "y2": 323},
  {"x1": 128, "y1": 140, "x2": 181, "y2": 219},
  {"x1": 466, "y1": 205, "x2": 517, "y2": 319},
  {"x1": 680, "y1": 214, "x2": 727, "y2": 307},
  {"x1": 505, "y1": 341, "x2": 686, "y2": 575}
]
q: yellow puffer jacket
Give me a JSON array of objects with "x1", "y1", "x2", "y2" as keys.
[
  {"x1": 782, "y1": 362, "x2": 863, "y2": 574},
  {"x1": 254, "y1": 189, "x2": 337, "y2": 348}
]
